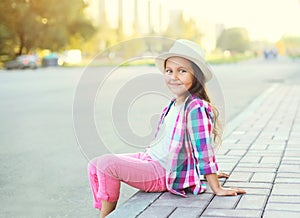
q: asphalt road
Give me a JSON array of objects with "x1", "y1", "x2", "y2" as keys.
[{"x1": 0, "y1": 57, "x2": 299, "y2": 217}]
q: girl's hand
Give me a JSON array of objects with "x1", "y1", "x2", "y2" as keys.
[
  {"x1": 204, "y1": 171, "x2": 229, "y2": 180},
  {"x1": 217, "y1": 171, "x2": 229, "y2": 179},
  {"x1": 214, "y1": 187, "x2": 247, "y2": 196},
  {"x1": 205, "y1": 173, "x2": 246, "y2": 196}
]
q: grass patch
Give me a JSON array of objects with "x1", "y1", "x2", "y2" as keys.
[
  {"x1": 289, "y1": 55, "x2": 300, "y2": 60},
  {"x1": 120, "y1": 58, "x2": 155, "y2": 67},
  {"x1": 207, "y1": 53, "x2": 254, "y2": 64}
]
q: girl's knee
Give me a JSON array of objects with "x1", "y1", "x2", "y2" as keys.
[
  {"x1": 98, "y1": 154, "x2": 117, "y2": 166},
  {"x1": 88, "y1": 154, "x2": 117, "y2": 173}
]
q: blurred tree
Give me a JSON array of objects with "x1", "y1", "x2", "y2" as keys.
[
  {"x1": 0, "y1": 0, "x2": 96, "y2": 57},
  {"x1": 0, "y1": 24, "x2": 15, "y2": 58},
  {"x1": 164, "y1": 12, "x2": 202, "y2": 43},
  {"x1": 279, "y1": 36, "x2": 300, "y2": 56},
  {"x1": 217, "y1": 28, "x2": 250, "y2": 53}
]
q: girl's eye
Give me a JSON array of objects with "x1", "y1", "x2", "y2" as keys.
[
  {"x1": 165, "y1": 69, "x2": 172, "y2": 74},
  {"x1": 179, "y1": 69, "x2": 186, "y2": 74}
]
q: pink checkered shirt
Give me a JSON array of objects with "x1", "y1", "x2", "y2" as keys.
[{"x1": 155, "y1": 95, "x2": 219, "y2": 197}]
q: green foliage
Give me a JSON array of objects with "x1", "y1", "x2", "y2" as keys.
[
  {"x1": 217, "y1": 28, "x2": 250, "y2": 53},
  {"x1": 281, "y1": 36, "x2": 300, "y2": 44},
  {"x1": 280, "y1": 36, "x2": 300, "y2": 57},
  {"x1": 163, "y1": 12, "x2": 202, "y2": 43},
  {"x1": 0, "y1": 24, "x2": 15, "y2": 57},
  {"x1": 206, "y1": 52, "x2": 254, "y2": 64},
  {"x1": 0, "y1": 0, "x2": 96, "y2": 58}
]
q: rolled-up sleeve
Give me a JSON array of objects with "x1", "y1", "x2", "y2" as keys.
[{"x1": 187, "y1": 105, "x2": 218, "y2": 175}]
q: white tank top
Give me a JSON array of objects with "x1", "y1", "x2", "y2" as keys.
[{"x1": 147, "y1": 102, "x2": 182, "y2": 169}]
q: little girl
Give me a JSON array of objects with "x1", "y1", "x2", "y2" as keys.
[{"x1": 88, "y1": 39, "x2": 246, "y2": 218}]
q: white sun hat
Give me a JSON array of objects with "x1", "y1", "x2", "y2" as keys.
[{"x1": 155, "y1": 39, "x2": 213, "y2": 82}]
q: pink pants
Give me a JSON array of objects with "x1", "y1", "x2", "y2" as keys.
[{"x1": 87, "y1": 152, "x2": 167, "y2": 209}]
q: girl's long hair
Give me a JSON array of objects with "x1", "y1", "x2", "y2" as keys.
[{"x1": 189, "y1": 61, "x2": 223, "y2": 146}]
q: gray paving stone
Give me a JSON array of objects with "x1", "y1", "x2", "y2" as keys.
[
  {"x1": 234, "y1": 166, "x2": 277, "y2": 173},
  {"x1": 251, "y1": 172, "x2": 275, "y2": 183},
  {"x1": 282, "y1": 157, "x2": 300, "y2": 164},
  {"x1": 287, "y1": 138, "x2": 300, "y2": 143},
  {"x1": 237, "y1": 162, "x2": 279, "y2": 168},
  {"x1": 151, "y1": 192, "x2": 213, "y2": 209},
  {"x1": 281, "y1": 159, "x2": 300, "y2": 165},
  {"x1": 168, "y1": 207, "x2": 202, "y2": 218},
  {"x1": 263, "y1": 210, "x2": 300, "y2": 218},
  {"x1": 137, "y1": 206, "x2": 175, "y2": 218},
  {"x1": 227, "y1": 172, "x2": 253, "y2": 182},
  {"x1": 276, "y1": 172, "x2": 300, "y2": 178},
  {"x1": 224, "y1": 182, "x2": 272, "y2": 189},
  {"x1": 240, "y1": 188, "x2": 271, "y2": 195},
  {"x1": 266, "y1": 145, "x2": 287, "y2": 151},
  {"x1": 256, "y1": 132, "x2": 273, "y2": 137},
  {"x1": 268, "y1": 195, "x2": 300, "y2": 203},
  {"x1": 217, "y1": 162, "x2": 236, "y2": 172},
  {"x1": 265, "y1": 202, "x2": 300, "y2": 211},
  {"x1": 272, "y1": 183, "x2": 300, "y2": 195},
  {"x1": 289, "y1": 132, "x2": 300, "y2": 136},
  {"x1": 225, "y1": 144, "x2": 248, "y2": 152},
  {"x1": 202, "y1": 209, "x2": 262, "y2": 217},
  {"x1": 268, "y1": 140, "x2": 291, "y2": 145},
  {"x1": 236, "y1": 139, "x2": 256, "y2": 145},
  {"x1": 236, "y1": 195, "x2": 268, "y2": 209},
  {"x1": 225, "y1": 149, "x2": 247, "y2": 156},
  {"x1": 240, "y1": 156, "x2": 262, "y2": 163},
  {"x1": 207, "y1": 195, "x2": 241, "y2": 209},
  {"x1": 246, "y1": 150, "x2": 282, "y2": 156},
  {"x1": 216, "y1": 149, "x2": 230, "y2": 155},
  {"x1": 284, "y1": 150, "x2": 300, "y2": 157},
  {"x1": 216, "y1": 156, "x2": 240, "y2": 163},
  {"x1": 278, "y1": 164, "x2": 300, "y2": 173},
  {"x1": 273, "y1": 136, "x2": 289, "y2": 141},
  {"x1": 260, "y1": 156, "x2": 282, "y2": 164},
  {"x1": 255, "y1": 139, "x2": 286, "y2": 145},
  {"x1": 250, "y1": 144, "x2": 268, "y2": 150},
  {"x1": 222, "y1": 139, "x2": 238, "y2": 144},
  {"x1": 107, "y1": 192, "x2": 162, "y2": 218},
  {"x1": 288, "y1": 140, "x2": 300, "y2": 145},
  {"x1": 275, "y1": 177, "x2": 300, "y2": 184}
]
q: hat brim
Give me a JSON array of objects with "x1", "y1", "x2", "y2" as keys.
[{"x1": 155, "y1": 52, "x2": 213, "y2": 82}]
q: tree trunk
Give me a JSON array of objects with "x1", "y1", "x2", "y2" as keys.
[{"x1": 17, "y1": 32, "x2": 25, "y2": 56}]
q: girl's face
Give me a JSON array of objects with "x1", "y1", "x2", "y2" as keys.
[{"x1": 164, "y1": 56, "x2": 194, "y2": 98}]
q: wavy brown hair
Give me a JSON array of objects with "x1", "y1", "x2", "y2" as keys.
[{"x1": 188, "y1": 61, "x2": 223, "y2": 146}]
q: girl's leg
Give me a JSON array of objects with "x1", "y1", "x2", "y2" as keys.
[
  {"x1": 100, "y1": 201, "x2": 117, "y2": 218},
  {"x1": 87, "y1": 152, "x2": 166, "y2": 214}
]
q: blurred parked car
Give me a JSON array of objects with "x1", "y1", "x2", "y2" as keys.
[
  {"x1": 5, "y1": 55, "x2": 40, "y2": 70},
  {"x1": 42, "y1": 53, "x2": 60, "y2": 67}
]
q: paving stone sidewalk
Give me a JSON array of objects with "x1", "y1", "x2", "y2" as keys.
[{"x1": 108, "y1": 84, "x2": 300, "y2": 218}]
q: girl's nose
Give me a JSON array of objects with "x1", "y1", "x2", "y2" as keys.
[{"x1": 170, "y1": 72, "x2": 178, "y2": 80}]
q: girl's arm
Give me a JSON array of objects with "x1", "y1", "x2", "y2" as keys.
[
  {"x1": 206, "y1": 173, "x2": 246, "y2": 196},
  {"x1": 187, "y1": 104, "x2": 246, "y2": 196}
]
